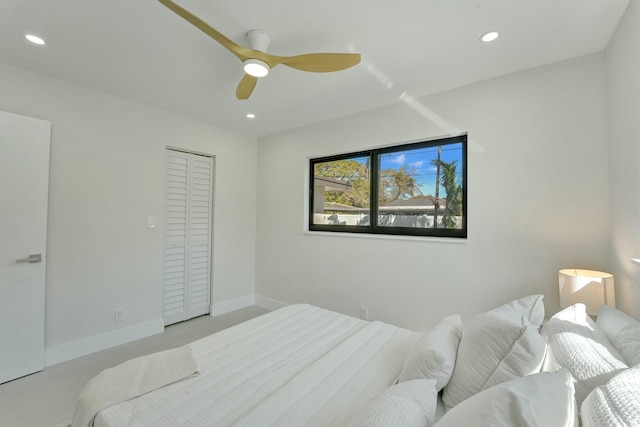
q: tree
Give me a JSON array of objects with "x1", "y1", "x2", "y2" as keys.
[
  {"x1": 379, "y1": 165, "x2": 422, "y2": 203},
  {"x1": 432, "y1": 146, "x2": 442, "y2": 227},
  {"x1": 315, "y1": 160, "x2": 370, "y2": 208},
  {"x1": 434, "y1": 159, "x2": 462, "y2": 229},
  {"x1": 316, "y1": 160, "x2": 422, "y2": 208}
]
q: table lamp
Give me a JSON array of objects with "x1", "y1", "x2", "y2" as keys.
[{"x1": 558, "y1": 269, "x2": 615, "y2": 316}]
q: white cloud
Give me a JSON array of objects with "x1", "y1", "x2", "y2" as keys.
[
  {"x1": 411, "y1": 160, "x2": 424, "y2": 169},
  {"x1": 391, "y1": 154, "x2": 406, "y2": 165}
]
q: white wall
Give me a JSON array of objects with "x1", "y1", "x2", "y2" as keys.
[
  {"x1": 0, "y1": 63, "x2": 258, "y2": 363},
  {"x1": 256, "y1": 54, "x2": 611, "y2": 331},
  {"x1": 607, "y1": 0, "x2": 640, "y2": 318},
  {"x1": 1, "y1": 25, "x2": 631, "y2": 362}
]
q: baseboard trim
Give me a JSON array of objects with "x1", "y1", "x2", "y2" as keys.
[
  {"x1": 44, "y1": 294, "x2": 289, "y2": 366},
  {"x1": 44, "y1": 318, "x2": 164, "y2": 367},
  {"x1": 210, "y1": 294, "x2": 255, "y2": 316},
  {"x1": 255, "y1": 295, "x2": 288, "y2": 311}
]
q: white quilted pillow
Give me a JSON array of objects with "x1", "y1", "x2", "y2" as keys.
[
  {"x1": 442, "y1": 312, "x2": 546, "y2": 410},
  {"x1": 597, "y1": 304, "x2": 640, "y2": 366},
  {"x1": 488, "y1": 294, "x2": 545, "y2": 329},
  {"x1": 437, "y1": 370, "x2": 577, "y2": 427},
  {"x1": 540, "y1": 304, "x2": 628, "y2": 406},
  {"x1": 347, "y1": 379, "x2": 438, "y2": 427},
  {"x1": 398, "y1": 314, "x2": 462, "y2": 390},
  {"x1": 581, "y1": 365, "x2": 640, "y2": 427}
]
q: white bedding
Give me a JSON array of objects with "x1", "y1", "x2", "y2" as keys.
[
  {"x1": 93, "y1": 304, "x2": 420, "y2": 427},
  {"x1": 72, "y1": 344, "x2": 199, "y2": 427}
]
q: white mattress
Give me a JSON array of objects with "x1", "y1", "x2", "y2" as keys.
[{"x1": 94, "y1": 304, "x2": 420, "y2": 426}]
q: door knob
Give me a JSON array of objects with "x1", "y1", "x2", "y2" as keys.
[{"x1": 16, "y1": 254, "x2": 42, "y2": 264}]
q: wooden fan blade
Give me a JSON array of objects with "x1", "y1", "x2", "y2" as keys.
[
  {"x1": 236, "y1": 74, "x2": 258, "y2": 99},
  {"x1": 279, "y1": 53, "x2": 361, "y2": 73},
  {"x1": 158, "y1": 0, "x2": 253, "y2": 60}
]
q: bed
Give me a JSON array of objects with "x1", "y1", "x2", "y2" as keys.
[
  {"x1": 70, "y1": 298, "x2": 640, "y2": 427},
  {"x1": 84, "y1": 304, "x2": 424, "y2": 426}
]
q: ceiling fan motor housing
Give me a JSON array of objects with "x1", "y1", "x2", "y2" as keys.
[{"x1": 246, "y1": 29, "x2": 271, "y2": 52}]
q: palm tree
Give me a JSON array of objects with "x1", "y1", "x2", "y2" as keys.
[
  {"x1": 431, "y1": 159, "x2": 461, "y2": 229},
  {"x1": 439, "y1": 160, "x2": 461, "y2": 228},
  {"x1": 432, "y1": 146, "x2": 441, "y2": 228}
]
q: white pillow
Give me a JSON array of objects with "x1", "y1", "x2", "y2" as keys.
[
  {"x1": 540, "y1": 304, "x2": 628, "y2": 406},
  {"x1": 581, "y1": 365, "x2": 640, "y2": 427},
  {"x1": 398, "y1": 314, "x2": 462, "y2": 390},
  {"x1": 437, "y1": 370, "x2": 577, "y2": 427},
  {"x1": 488, "y1": 294, "x2": 545, "y2": 329},
  {"x1": 347, "y1": 379, "x2": 438, "y2": 427},
  {"x1": 597, "y1": 304, "x2": 639, "y2": 340},
  {"x1": 597, "y1": 304, "x2": 640, "y2": 366},
  {"x1": 442, "y1": 312, "x2": 546, "y2": 410},
  {"x1": 612, "y1": 322, "x2": 640, "y2": 366}
]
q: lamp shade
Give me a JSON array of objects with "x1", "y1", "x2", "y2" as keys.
[{"x1": 558, "y1": 269, "x2": 615, "y2": 315}]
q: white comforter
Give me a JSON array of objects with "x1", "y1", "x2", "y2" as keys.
[
  {"x1": 94, "y1": 304, "x2": 420, "y2": 426},
  {"x1": 72, "y1": 344, "x2": 199, "y2": 427}
]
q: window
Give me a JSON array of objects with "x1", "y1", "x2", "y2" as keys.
[{"x1": 309, "y1": 135, "x2": 467, "y2": 238}]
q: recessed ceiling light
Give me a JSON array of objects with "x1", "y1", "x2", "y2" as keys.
[
  {"x1": 480, "y1": 31, "x2": 499, "y2": 43},
  {"x1": 246, "y1": 113, "x2": 256, "y2": 119},
  {"x1": 24, "y1": 34, "x2": 46, "y2": 45}
]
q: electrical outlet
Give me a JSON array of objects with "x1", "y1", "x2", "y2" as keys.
[
  {"x1": 360, "y1": 306, "x2": 368, "y2": 320},
  {"x1": 115, "y1": 308, "x2": 125, "y2": 323}
]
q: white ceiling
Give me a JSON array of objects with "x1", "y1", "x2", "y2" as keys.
[{"x1": 0, "y1": 0, "x2": 630, "y2": 138}]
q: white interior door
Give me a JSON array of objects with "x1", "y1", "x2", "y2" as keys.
[
  {"x1": 164, "y1": 149, "x2": 213, "y2": 326},
  {"x1": 0, "y1": 110, "x2": 50, "y2": 384}
]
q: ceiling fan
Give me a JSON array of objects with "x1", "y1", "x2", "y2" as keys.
[{"x1": 158, "y1": 0, "x2": 362, "y2": 100}]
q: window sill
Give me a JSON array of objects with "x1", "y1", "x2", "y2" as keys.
[{"x1": 303, "y1": 229, "x2": 467, "y2": 244}]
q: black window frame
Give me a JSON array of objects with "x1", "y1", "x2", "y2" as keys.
[{"x1": 309, "y1": 135, "x2": 467, "y2": 238}]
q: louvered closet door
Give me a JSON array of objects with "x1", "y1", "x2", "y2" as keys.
[{"x1": 164, "y1": 149, "x2": 213, "y2": 326}]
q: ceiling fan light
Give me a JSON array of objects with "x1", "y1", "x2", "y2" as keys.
[{"x1": 243, "y1": 59, "x2": 270, "y2": 77}]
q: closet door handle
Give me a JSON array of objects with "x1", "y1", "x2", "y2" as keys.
[{"x1": 16, "y1": 254, "x2": 42, "y2": 264}]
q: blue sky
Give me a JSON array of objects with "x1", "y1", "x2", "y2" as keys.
[{"x1": 379, "y1": 142, "x2": 463, "y2": 197}]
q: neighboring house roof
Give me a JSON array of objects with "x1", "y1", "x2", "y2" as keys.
[
  {"x1": 323, "y1": 202, "x2": 365, "y2": 212},
  {"x1": 314, "y1": 176, "x2": 353, "y2": 193},
  {"x1": 381, "y1": 196, "x2": 447, "y2": 211}
]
